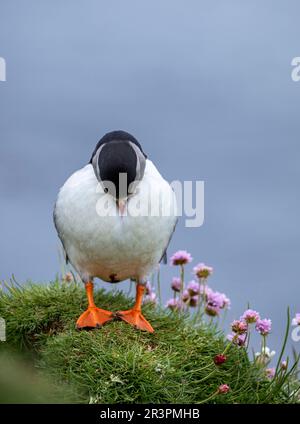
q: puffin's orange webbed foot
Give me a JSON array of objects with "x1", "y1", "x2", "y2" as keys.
[
  {"x1": 117, "y1": 309, "x2": 154, "y2": 333},
  {"x1": 76, "y1": 306, "x2": 113, "y2": 329}
]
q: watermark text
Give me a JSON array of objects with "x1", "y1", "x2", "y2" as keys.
[
  {"x1": 291, "y1": 57, "x2": 300, "y2": 82},
  {"x1": 0, "y1": 57, "x2": 6, "y2": 82}
]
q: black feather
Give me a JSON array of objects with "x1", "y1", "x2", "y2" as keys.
[
  {"x1": 53, "y1": 202, "x2": 69, "y2": 264},
  {"x1": 159, "y1": 217, "x2": 178, "y2": 264},
  {"x1": 90, "y1": 130, "x2": 147, "y2": 163}
]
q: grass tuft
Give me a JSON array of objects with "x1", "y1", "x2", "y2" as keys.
[{"x1": 0, "y1": 279, "x2": 297, "y2": 403}]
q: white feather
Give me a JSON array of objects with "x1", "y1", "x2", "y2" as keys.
[{"x1": 54, "y1": 160, "x2": 177, "y2": 282}]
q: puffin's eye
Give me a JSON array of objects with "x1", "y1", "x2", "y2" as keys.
[{"x1": 104, "y1": 187, "x2": 108, "y2": 193}]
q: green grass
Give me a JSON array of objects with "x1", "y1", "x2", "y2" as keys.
[{"x1": 0, "y1": 279, "x2": 298, "y2": 403}]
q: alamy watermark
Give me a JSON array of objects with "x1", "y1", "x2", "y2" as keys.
[
  {"x1": 0, "y1": 57, "x2": 6, "y2": 82},
  {"x1": 291, "y1": 57, "x2": 300, "y2": 82},
  {"x1": 95, "y1": 174, "x2": 204, "y2": 228},
  {"x1": 0, "y1": 317, "x2": 6, "y2": 342}
]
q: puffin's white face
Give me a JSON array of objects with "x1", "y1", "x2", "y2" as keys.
[{"x1": 91, "y1": 133, "x2": 146, "y2": 202}]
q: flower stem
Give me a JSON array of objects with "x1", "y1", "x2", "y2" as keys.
[
  {"x1": 157, "y1": 267, "x2": 162, "y2": 305},
  {"x1": 202, "y1": 277, "x2": 207, "y2": 300},
  {"x1": 196, "y1": 369, "x2": 217, "y2": 383},
  {"x1": 262, "y1": 335, "x2": 266, "y2": 355},
  {"x1": 180, "y1": 265, "x2": 184, "y2": 297},
  {"x1": 196, "y1": 277, "x2": 205, "y2": 321},
  {"x1": 185, "y1": 361, "x2": 214, "y2": 375},
  {"x1": 222, "y1": 334, "x2": 238, "y2": 356},
  {"x1": 245, "y1": 326, "x2": 251, "y2": 351}
]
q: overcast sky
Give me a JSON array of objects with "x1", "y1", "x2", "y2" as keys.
[{"x1": 0, "y1": 1, "x2": 300, "y2": 357}]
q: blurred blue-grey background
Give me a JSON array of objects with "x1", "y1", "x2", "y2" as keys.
[{"x1": 0, "y1": 1, "x2": 299, "y2": 358}]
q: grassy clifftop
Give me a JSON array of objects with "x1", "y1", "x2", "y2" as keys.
[{"x1": 0, "y1": 280, "x2": 297, "y2": 403}]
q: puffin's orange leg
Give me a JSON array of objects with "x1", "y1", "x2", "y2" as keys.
[
  {"x1": 76, "y1": 282, "x2": 113, "y2": 329},
  {"x1": 117, "y1": 284, "x2": 154, "y2": 333}
]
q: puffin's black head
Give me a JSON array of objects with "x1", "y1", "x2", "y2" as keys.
[{"x1": 91, "y1": 130, "x2": 147, "y2": 200}]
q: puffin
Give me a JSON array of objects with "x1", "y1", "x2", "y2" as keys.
[{"x1": 54, "y1": 130, "x2": 177, "y2": 333}]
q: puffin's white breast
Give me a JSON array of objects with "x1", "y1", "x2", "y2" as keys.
[{"x1": 54, "y1": 160, "x2": 177, "y2": 282}]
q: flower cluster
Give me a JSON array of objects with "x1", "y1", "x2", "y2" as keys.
[
  {"x1": 205, "y1": 289, "x2": 230, "y2": 316},
  {"x1": 165, "y1": 298, "x2": 185, "y2": 311},
  {"x1": 227, "y1": 309, "x2": 271, "y2": 348},
  {"x1": 165, "y1": 250, "x2": 283, "y2": 385},
  {"x1": 227, "y1": 318, "x2": 248, "y2": 347},
  {"x1": 167, "y1": 252, "x2": 230, "y2": 318}
]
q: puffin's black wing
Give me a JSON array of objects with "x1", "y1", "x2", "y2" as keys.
[
  {"x1": 159, "y1": 216, "x2": 178, "y2": 264},
  {"x1": 53, "y1": 202, "x2": 69, "y2": 264},
  {"x1": 160, "y1": 251, "x2": 168, "y2": 264}
]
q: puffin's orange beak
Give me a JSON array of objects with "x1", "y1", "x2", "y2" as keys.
[{"x1": 117, "y1": 199, "x2": 127, "y2": 216}]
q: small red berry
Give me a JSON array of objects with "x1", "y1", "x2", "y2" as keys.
[{"x1": 214, "y1": 354, "x2": 227, "y2": 365}]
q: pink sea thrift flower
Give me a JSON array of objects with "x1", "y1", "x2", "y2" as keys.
[
  {"x1": 207, "y1": 291, "x2": 230, "y2": 310},
  {"x1": 193, "y1": 262, "x2": 213, "y2": 279},
  {"x1": 143, "y1": 292, "x2": 157, "y2": 305},
  {"x1": 255, "y1": 318, "x2": 272, "y2": 336},
  {"x1": 181, "y1": 289, "x2": 190, "y2": 303},
  {"x1": 187, "y1": 280, "x2": 200, "y2": 296},
  {"x1": 170, "y1": 250, "x2": 192, "y2": 266},
  {"x1": 145, "y1": 281, "x2": 153, "y2": 296},
  {"x1": 281, "y1": 360, "x2": 288, "y2": 370},
  {"x1": 189, "y1": 296, "x2": 199, "y2": 308},
  {"x1": 63, "y1": 272, "x2": 73, "y2": 283},
  {"x1": 241, "y1": 309, "x2": 260, "y2": 324},
  {"x1": 204, "y1": 290, "x2": 231, "y2": 316},
  {"x1": 171, "y1": 277, "x2": 182, "y2": 292},
  {"x1": 227, "y1": 333, "x2": 247, "y2": 347},
  {"x1": 206, "y1": 291, "x2": 222, "y2": 308},
  {"x1": 231, "y1": 320, "x2": 248, "y2": 334},
  {"x1": 166, "y1": 298, "x2": 185, "y2": 311},
  {"x1": 205, "y1": 304, "x2": 220, "y2": 317},
  {"x1": 221, "y1": 294, "x2": 231, "y2": 309},
  {"x1": 218, "y1": 384, "x2": 230, "y2": 394},
  {"x1": 292, "y1": 313, "x2": 300, "y2": 326},
  {"x1": 265, "y1": 368, "x2": 276, "y2": 379},
  {"x1": 199, "y1": 284, "x2": 212, "y2": 298}
]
